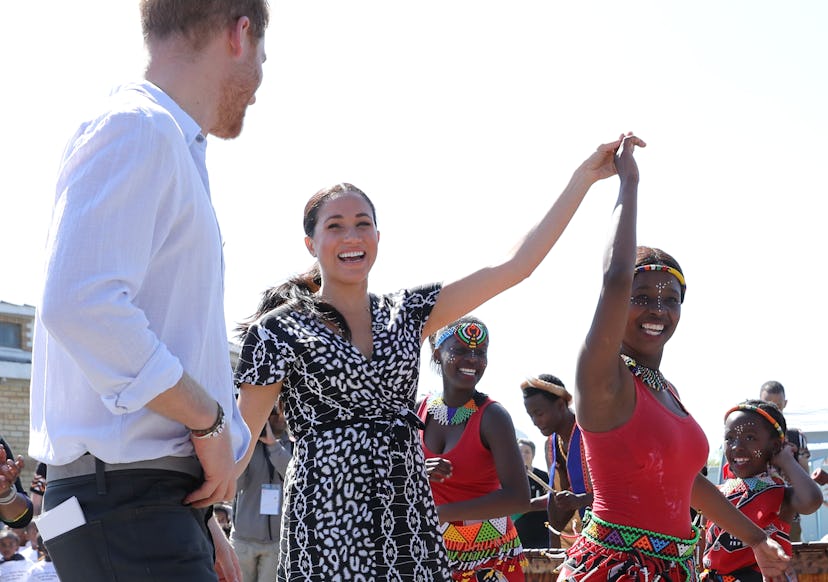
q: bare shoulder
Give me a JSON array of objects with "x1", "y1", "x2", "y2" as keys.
[{"x1": 479, "y1": 400, "x2": 519, "y2": 443}]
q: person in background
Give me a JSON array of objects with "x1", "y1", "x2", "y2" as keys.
[
  {"x1": 24, "y1": 535, "x2": 58, "y2": 582},
  {"x1": 214, "y1": 504, "x2": 234, "y2": 539},
  {"x1": 0, "y1": 437, "x2": 33, "y2": 530},
  {"x1": 20, "y1": 519, "x2": 40, "y2": 562},
  {"x1": 514, "y1": 438, "x2": 551, "y2": 550},
  {"x1": 759, "y1": 381, "x2": 787, "y2": 412},
  {"x1": 701, "y1": 400, "x2": 823, "y2": 582},
  {"x1": 16, "y1": 522, "x2": 38, "y2": 562},
  {"x1": 759, "y1": 380, "x2": 811, "y2": 541},
  {"x1": 420, "y1": 317, "x2": 530, "y2": 580},
  {"x1": 28, "y1": 464, "x2": 46, "y2": 517},
  {"x1": 232, "y1": 399, "x2": 292, "y2": 582},
  {"x1": 813, "y1": 467, "x2": 828, "y2": 488},
  {"x1": 783, "y1": 428, "x2": 812, "y2": 542},
  {"x1": 28, "y1": 1, "x2": 269, "y2": 580},
  {"x1": 520, "y1": 375, "x2": 591, "y2": 549},
  {"x1": 0, "y1": 528, "x2": 30, "y2": 579}
]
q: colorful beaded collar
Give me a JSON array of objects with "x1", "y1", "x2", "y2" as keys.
[
  {"x1": 426, "y1": 394, "x2": 478, "y2": 426},
  {"x1": 620, "y1": 354, "x2": 673, "y2": 393}
]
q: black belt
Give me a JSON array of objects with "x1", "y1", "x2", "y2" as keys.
[{"x1": 48, "y1": 454, "x2": 202, "y2": 482}]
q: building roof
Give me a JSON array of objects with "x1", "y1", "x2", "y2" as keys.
[{"x1": 0, "y1": 301, "x2": 36, "y2": 317}]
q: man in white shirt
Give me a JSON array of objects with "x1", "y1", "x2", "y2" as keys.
[
  {"x1": 29, "y1": 2, "x2": 269, "y2": 581},
  {"x1": 231, "y1": 402, "x2": 292, "y2": 582}
]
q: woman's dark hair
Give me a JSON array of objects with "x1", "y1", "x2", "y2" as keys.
[
  {"x1": 302, "y1": 183, "x2": 377, "y2": 237},
  {"x1": 635, "y1": 246, "x2": 686, "y2": 302},
  {"x1": 235, "y1": 183, "x2": 376, "y2": 339},
  {"x1": 522, "y1": 374, "x2": 566, "y2": 403}
]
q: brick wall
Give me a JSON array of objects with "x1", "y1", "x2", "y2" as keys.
[{"x1": 0, "y1": 378, "x2": 35, "y2": 490}]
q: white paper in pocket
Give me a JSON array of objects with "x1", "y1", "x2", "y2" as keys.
[{"x1": 36, "y1": 496, "x2": 87, "y2": 541}]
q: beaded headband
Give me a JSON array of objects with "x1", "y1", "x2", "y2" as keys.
[
  {"x1": 434, "y1": 322, "x2": 489, "y2": 350},
  {"x1": 724, "y1": 404, "x2": 785, "y2": 442},
  {"x1": 634, "y1": 264, "x2": 686, "y2": 288},
  {"x1": 520, "y1": 377, "x2": 572, "y2": 403}
]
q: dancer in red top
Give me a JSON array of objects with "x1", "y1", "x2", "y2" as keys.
[
  {"x1": 559, "y1": 134, "x2": 792, "y2": 582},
  {"x1": 702, "y1": 400, "x2": 822, "y2": 582},
  {"x1": 420, "y1": 316, "x2": 529, "y2": 582}
]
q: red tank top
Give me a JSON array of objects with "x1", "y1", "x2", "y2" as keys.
[
  {"x1": 418, "y1": 397, "x2": 500, "y2": 504},
  {"x1": 583, "y1": 375, "x2": 709, "y2": 538}
]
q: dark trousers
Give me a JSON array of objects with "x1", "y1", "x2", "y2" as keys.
[{"x1": 43, "y1": 469, "x2": 216, "y2": 582}]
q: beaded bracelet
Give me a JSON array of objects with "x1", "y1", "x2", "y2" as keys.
[
  {"x1": 0, "y1": 488, "x2": 18, "y2": 506},
  {"x1": 189, "y1": 402, "x2": 226, "y2": 440}
]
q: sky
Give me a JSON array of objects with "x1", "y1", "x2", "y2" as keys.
[{"x1": 2, "y1": 1, "x2": 827, "y2": 463}]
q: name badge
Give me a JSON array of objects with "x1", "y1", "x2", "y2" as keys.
[{"x1": 260, "y1": 484, "x2": 282, "y2": 515}]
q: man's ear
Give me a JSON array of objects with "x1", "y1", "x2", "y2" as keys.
[
  {"x1": 228, "y1": 16, "x2": 251, "y2": 58},
  {"x1": 304, "y1": 236, "x2": 316, "y2": 257}
]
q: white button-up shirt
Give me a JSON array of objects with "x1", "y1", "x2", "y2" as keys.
[{"x1": 29, "y1": 81, "x2": 250, "y2": 465}]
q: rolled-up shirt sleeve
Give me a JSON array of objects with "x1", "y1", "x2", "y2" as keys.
[{"x1": 39, "y1": 109, "x2": 185, "y2": 414}]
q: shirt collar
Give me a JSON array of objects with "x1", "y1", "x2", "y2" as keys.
[{"x1": 120, "y1": 80, "x2": 206, "y2": 147}]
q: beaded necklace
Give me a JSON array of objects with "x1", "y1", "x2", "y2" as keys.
[
  {"x1": 426, "y1": 394, "x2": 478, "y2": 426},
  {"x1": 620, "y1": 354, "x2": 672, "y2": 392}
]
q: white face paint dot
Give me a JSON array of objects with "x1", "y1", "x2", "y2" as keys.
[{"x1": 655, "y1": 282, "x2": 669, "y2": 310}]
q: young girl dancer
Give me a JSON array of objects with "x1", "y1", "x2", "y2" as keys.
[{"x1": 702, "y1": 400, "x2": 823, "y2": 582}]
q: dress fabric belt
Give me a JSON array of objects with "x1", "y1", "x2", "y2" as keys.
[{"x1": 306, "y1": 409, "x2": 425, "y2": 449}]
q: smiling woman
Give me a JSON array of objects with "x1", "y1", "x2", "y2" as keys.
[
  {"x1": 231, "y1": 138, "x2": 635, "y2": 581},
  {"x1": 232, "y1": 183, "x2": 454, "y2": 580},
  {"x1": 560, "y1": 136, "x2": 793, "y2": 582},
  {"x1": 418, "y1": 316, "x2": 531, "y2": 581}
]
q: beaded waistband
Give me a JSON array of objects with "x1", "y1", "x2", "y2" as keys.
[{"x1": 582, "y1": 512, "x2": 700, "y2": 563}]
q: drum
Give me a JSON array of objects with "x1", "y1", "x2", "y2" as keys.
[
  {"x1": 793, "y1": 542, "x2": 828, "y2": 582},
  {"x1": 523, "y1": 548, "x2": 565, "y2": 582}
]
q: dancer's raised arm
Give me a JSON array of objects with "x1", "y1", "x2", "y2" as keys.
[
  {"x1": 575, "y1": 134, "x2": 646, "y2": 431},
  {"x1": 425, "y1": 135, "x2": 630, "y2": 339}
]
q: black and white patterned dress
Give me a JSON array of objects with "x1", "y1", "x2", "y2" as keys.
[{"x1": 235, "y1": 284, "x2": 451, "y2": 581}]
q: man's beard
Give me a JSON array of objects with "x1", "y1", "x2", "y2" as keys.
[{"x1": 213, "y1": 65, "x2": 259, "y2": 139}]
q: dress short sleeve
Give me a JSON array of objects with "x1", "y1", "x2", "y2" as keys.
[
  {"x1": 400, "y1": 283, "x2": 442, "y2": 336},
  {"x1": 234, "y1": 309, "x2": 298, "y2": 387}
]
